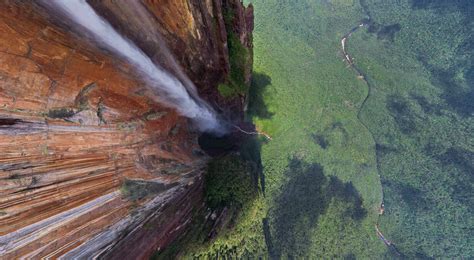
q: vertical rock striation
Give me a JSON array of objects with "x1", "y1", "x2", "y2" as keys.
[{"x1": 0, "y1": 0, "x2": 253, "y2": 258}]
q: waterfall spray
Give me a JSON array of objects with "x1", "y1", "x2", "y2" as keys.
[
  {"x1": 122, "y1": 0, "x2": 205, "y2": 106},
  {"x1": 43, "y1": 0, "x2": 224, "y2": 134}
]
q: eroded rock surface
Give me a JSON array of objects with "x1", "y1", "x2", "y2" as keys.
[{"x1": 0, "y1": 0, "x2": 253, "y2": 258}]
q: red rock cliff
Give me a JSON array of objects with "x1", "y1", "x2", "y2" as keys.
[{"x1": 0, "y1": 0, "x2": 253, "y2": 259}]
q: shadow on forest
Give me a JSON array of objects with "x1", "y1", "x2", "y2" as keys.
[
  {"x1": 434, "y1": 146, "x2": 474, "y2": 209},
  {"x1": 241, "y1": 72, "x2": 273, "y2": 195},
  {"x1": 266, "y1": 157, "x2": 366, "y2": 258},
  {"x1": 248, "y1": 72, "x2": 274, "y2": 120},
  {"x1": 311, "y1": 122, "x2": 350, "y2": 150},
  {"x1": 367, "y1": 22, "x2": 401, "y2": 42},
  {"x1": 240, "y1": 135, "x2": 266, "y2": 195},
  {"x1": 411, "y1": 0, "x2": 474, "y2": 117},
  {"x1": 311, "y1": 134, "x2": 329, "y2": 149},
  {"x1": 411, "y1": 0, "x2": 473, "y2": 14},
  {"x1": 423, "y1": 65, "x2": 474, "y2": 118},
  {"x1": 386, "y1": 94, "x2": 420, "y2": 135}
]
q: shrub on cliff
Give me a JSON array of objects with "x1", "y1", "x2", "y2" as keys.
[{"x1": 218, "y1": 8, "x2": 251, "y2": 98}]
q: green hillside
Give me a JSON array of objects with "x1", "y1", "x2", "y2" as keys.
[
  {"x1": 245, "y1": 0, "x2": 386, "y2": 258},
  {"x1": 350, "y1": 0, "x2": 474, "y2": 257},
  {"x1": 246, "y1": 0, "x2": 473, "y2": 258}
]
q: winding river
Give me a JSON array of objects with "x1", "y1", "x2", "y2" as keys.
[{"x1": 341, "y1": 21, "x2": 403, "y2": 256}]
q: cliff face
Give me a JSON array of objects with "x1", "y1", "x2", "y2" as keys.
[
  {"x1": 0, "y1": 0, "x2": 253, "y2": 259},
  {"x1": 88, "y1": 0, "x2": 254, "y2": 119}
]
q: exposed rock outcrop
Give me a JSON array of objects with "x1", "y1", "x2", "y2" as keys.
[{"x1": 0, "y1": 0, "x2": 253, "y2": 258}]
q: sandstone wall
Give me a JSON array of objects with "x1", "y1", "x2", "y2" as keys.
[{"x1": 0, "y1": 0, "x2": 253, "y2": 258}]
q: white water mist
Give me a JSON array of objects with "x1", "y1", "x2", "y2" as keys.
[{"x1": 45, "y1": 0, "x2": 223, "y2": 133}]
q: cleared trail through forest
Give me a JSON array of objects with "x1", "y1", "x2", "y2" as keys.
[{"x1": 233, "y1": 125, "x2": 272, "y2": 140}]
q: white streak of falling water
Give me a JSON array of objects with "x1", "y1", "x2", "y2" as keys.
[
  {"x1": 46, "y1": 0, "x2": 223, "y2": 133},
  {"x1": 125, "y1": 0, "x2": 203, "y2": 105}
]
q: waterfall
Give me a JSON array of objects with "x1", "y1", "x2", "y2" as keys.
[{"x1": 43, "y1": 0, "x2": 224, "y2": 134}]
